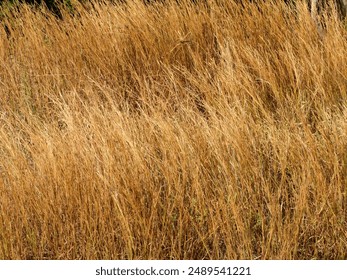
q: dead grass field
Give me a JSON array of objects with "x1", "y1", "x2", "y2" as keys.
[{"x1": 0, "y1": 0, "x2": 346, "y2": 259}]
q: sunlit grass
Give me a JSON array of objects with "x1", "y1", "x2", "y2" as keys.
[{"x1": 0, "y1": 0, "x2": 346, "y2": 259}]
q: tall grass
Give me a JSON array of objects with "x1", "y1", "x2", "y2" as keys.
[{"x1": 0, "y1": 0, "x2": 346, "y2": 259}]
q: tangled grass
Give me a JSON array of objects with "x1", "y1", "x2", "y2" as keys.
[{"x1": 0, "y1": 0, "x2": 346, "y2": 259}]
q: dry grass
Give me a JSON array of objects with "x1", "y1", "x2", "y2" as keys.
[{"x1": 0, "y1": 0, "x2": 346, "y2": 259}]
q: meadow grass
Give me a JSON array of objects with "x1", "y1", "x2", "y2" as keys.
[{"x1": 0, "y1": 0, "x2": 346, "y2": 259}]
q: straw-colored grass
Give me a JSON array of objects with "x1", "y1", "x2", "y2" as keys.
[{"x1": 0, "y1": 0, "x2": 346, "y2": 259}]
